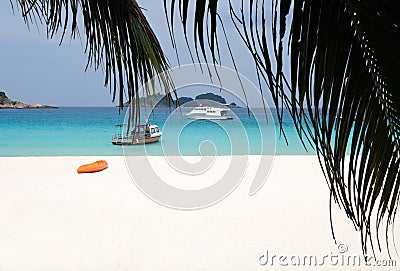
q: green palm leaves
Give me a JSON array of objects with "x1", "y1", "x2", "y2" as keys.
[
  {"x1": 14, "y1": 0, "x2": 173, "y2": 115},
  {"x1": 165, "y1": 0, "x2": 400, "y2": 254}
]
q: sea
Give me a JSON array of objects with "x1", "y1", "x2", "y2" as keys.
[{"x1": 0, "y1": 107, "x2": 321, "y2": 157}]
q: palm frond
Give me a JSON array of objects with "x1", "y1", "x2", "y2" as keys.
[
  {"x1": 164, "y1": 0, "x2": 220, "y2": 64},
  {"x1": 14, "y1": 0, "x2": 174, "y2": 125},
  {"x1": 166, "y1": 0, "x2": 400, "y2": 255}
]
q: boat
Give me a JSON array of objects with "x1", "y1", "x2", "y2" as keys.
[
  {"x1": 77, "y1": 160, "x2": 108, "y2": 174},
  {"x1": 111, "y1": 123, "x2": 162, "y2": 145},
  {"x1": 186, "y1": 106, "x2": 233, "y2": 120}
]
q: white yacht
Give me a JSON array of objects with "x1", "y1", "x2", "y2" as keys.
[{"x1": 186, "y1": 106, "x2": 233, "y2": 120}]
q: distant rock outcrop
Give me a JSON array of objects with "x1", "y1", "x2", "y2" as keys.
[
  {"x1": 152, "y1": 95, "x2": 194, "y2": 107},
  {"x1": 121, "y1": 94, "x2": 194, "y2": 107},
  {"x1": 121, "y1": 92, "x2": 240, "y2": 108},
  {"x1": 176, "y1": 96, "x2": 194, "y2": 105},
  {"x1": 195, "y1": 92, "x2": 226, "y2": 104},
  {"x1": 0, "y1": 91, "x2": 8, "y2": 105},
  {"x1": 226, "y1": 102, "x2": 241, "y2": 108},
  {"x1": 0, "y1": 91, "x2": 58, "y2": 109}
]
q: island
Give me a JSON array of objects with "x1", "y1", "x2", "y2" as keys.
[
  {"x1": 0, "y1": 91, "x2": 58, "y2": 109},
  {"x1": 194, "y1": 93, "x2": 241, "y2": 108},
  {"x1": 122, "y1": 92, "x2": 241, "y2": 108},
  {"x1": 195, "y1": 93, "x2": 226, "y2": 104}
]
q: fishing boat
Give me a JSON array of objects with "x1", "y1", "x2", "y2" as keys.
[
  {"x1": 186, "y1": 106, "x2": 233, "y2": 120},
  {"x1": 111, "y1": 123, "x2": 162, "y2": 145}
]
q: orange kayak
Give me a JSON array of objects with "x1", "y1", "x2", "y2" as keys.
[{"x1": 77, "y1": 160, "x2": 108, "y2": 174}]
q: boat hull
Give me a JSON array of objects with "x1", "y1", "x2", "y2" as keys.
[
  {"x1": 111, "y1": 135, "x2": 161, "y2": 145},
  {"x1": 186, "y1": 114, "x2": 233, "y2": 120}
]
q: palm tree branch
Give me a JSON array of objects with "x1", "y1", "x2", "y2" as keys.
[
  {"x1": 165, "y1": 0, "x2": 400, "y2": 255},
  {"x1": 14, "y1": 0, "x2": 174, "y2": 124}
]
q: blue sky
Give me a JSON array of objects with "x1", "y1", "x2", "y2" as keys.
[{"x1": 0, "y1": 1, "x2": 272, "y2": 106}]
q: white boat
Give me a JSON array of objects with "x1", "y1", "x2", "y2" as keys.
[
  {"x1": 112, "y1": 124, "x2": 162, "y2": 145},
  {"x1": 186, "y1": 106, "x2": 233, "y2": 120}
]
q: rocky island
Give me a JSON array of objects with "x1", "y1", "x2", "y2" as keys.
[
  {"x1": 0, "y1": 91, "x2": 58, "y2": 109},
  {"x1": 123, "y1": 92, "x2": 241, "y2": 108}
]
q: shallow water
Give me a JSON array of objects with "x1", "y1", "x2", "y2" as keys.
[{"x1": 0, "y1": 107, "x2": 320, "y2": 156}]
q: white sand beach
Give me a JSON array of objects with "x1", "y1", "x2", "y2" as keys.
[{"x1": 0, "y1": 156, "x2": 398, "y2": 271}]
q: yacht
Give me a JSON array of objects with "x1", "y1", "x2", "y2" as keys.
[
  {"x1": 112, "y1": 124, "x2": 162, "y2": 145},
  {"x1": 186, "y1": 106, "x2": 233, "y2": 120}
]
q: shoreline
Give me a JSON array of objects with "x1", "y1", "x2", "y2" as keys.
[
  {"x1": 0, "y1": 155, "x2": 398, "y2": 270},
  {"x1": 0, "y1": 153, "x2": 318, "y2": 157}
]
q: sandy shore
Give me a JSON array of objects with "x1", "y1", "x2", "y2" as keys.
[{"x1": 0, "y1": 156, "x2": 398, "y2": 270}]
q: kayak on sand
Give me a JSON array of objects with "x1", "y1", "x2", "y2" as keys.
[{"x1": 77, "y1": 160, "x2": 108, "y2": 174}]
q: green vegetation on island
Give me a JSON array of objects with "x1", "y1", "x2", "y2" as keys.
[
  {"x1": 0, "y1": 91, "x2": 8, "y2": 105},
  {"x1": 126, "y1": 92, "x2": 240, "y2": 108},
  {"x1": 195, "y1": 93, "x2": 226, "y2": 104}
]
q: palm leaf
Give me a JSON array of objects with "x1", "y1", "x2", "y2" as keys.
[
  {"x1": 13, "y1": 0, "x2": 174, "y2": 125},
  {"x1": 166, "y1": 0, "x2": 400, "y2": 255}
]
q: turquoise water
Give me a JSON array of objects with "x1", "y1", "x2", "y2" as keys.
[{"x1": 0, "y1": 107, "x2": 317, "y2": 156}]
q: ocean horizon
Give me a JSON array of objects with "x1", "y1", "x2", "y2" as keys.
[{"x1": 0, "y1": 106, "x2": 323, "y2": 157}]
